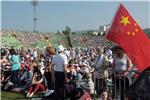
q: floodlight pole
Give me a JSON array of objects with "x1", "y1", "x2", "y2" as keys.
[{"x1": 31, "y1": 0, "x2": 38, "y2": 33}]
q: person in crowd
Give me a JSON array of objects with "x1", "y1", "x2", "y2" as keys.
[
  {"x1": 0, "y1": 48, "x2": 9, "y2": 64},
  {"x1": 111, "y1": 46, "x2": 132, "y2": 100},
  {"x1": 66, "y1": 59, "x2": 77, "y2": 81},
  {"x1": 51, "y1": 45, "x2": 68, "y2": 100},
  {"x1": 94, "y1": 49, "x2": 110, "y2": 97},
  {"x1": 20, "y1": 65, "x2": 33, "y2": 87},
  {"x1": 33, "y1": 48, "x2": 38, "y2": 61},
  {"x1": 12, "y1": 65, "x2": 33, "y2": 92},
  {"x1": 26, "y1": 70, "x2": 46, "y2": 97},
  {"x1": 44, "y1": 45, "x2": 55, "y2": 90},
  {"x1": 98, "y1": 88, "x2": 112, "y2": 100},
  {"x1": 70, "y1": 88, "x2": 91, "y2": 100},
  {"x1": 0, "y1": 45, "x2": 136, "y2": 100},
  {"x1": 19, "y1": 47, "x2": 25, "y2": 59},
  {"x1": 70, "y1": 48, "x2": 75, "y2": 60},
  {"x1": 38, "y1": 57, "x2": 45, "y2": 76},
  {"x1": 9, "y1": 48, "x2": 21, "y2": 87},
  {"x1": 64, "y1": 48, "x2": 70, "y2": 60},
  {"x1": 82, "y1": 73, "x2": 94, "y2": 96},
  {"x1": 1, "y1": 66, "x2": 12, "y2": 91},
  {"x1": 104, "y1": 47, "x2": 112, "y2": 59}
]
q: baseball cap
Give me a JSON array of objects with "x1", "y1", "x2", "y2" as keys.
[{"x1": 57, "y1": 45, "x2": 64, "y2": 52}]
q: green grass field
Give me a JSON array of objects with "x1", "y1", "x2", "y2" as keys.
[
  {"x1": 1, "y1": 92, "x2": 48, "y2": 100},
  {"x1": 1, "y1": 91, "x2": 54, "y2": 100},
  {"x1": 1, "y1": 91, "x2": 30, "y2": 100}
]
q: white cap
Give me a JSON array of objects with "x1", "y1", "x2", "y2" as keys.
[{"x1": 57, "y1": 45, "x2": 64, "y2": 52}]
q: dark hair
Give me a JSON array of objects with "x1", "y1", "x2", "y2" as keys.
[
  {"x1": 112, "y1": 46, "x2": 122, "y2": 52},
  {"x1": 112, "y1": 46, "x2": 124, "y2": 58},
  {"x1": 69, "y1": 59, "x2": 74, "y2": 64},
  {"x1": 68, "y1": 80, "x2": 77, "y2": 88},
  {"x1": 9, "y1": 49, "x2": 17, "y2": 55},
  {"x1": 70, "y1": 88, "x2": 84, "y2": 100},
  {"x1": 1, "y1": 48, "x2": 7, "y2": 58},
  {"x1": 101, "y1": 87, "x2": 108, "y2": 93},
  {"x1": 34, "y1": 70, "x2": 42, "y2": 81}
]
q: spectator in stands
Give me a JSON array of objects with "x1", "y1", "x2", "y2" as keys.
[
  {"x1": 44, "y1": 46, "x2": 55, "y2": 90},
  {"x1": 0, "y1": 48, "x2": 9, "y2": 64},
  {"x1": 104, "y1": 47, "x2": 112, "y2": 59},
  {"x1": 66, "y1": 59, "x2": 77, "y2": 81},
  {"x1": 12, "y1": 65, "x2": 33, "y2": 92},
  {"x1": 19, "y1": 47, "x2": 25, "y2": 58},
  {"x1": 83, "y1": 73, "x2": 94, "y2": 96},
  {"x1": 94, "y1": 49, "x2": 109, "y2": 97},
  {"x1": 33, "y1": 48, "x2": 38, "y2": 61},
  {"x1": 111, "y1": 46, "x2": 132, "y2": 100},
  {"x1": 26, "y1": 70, "x2": 46, "y2": 97},
  {"x1": 51, "y1": 45, "x2": 68, "y2": 100},
  {"x1": 64, "y1": 48, "x2": 70, "y2": 60},
  {"x1": 9, "y1": 48, "x2": 21, "y2": 87},
  {"x1": 98, "y1": 88, "x2": 111, "y2": 100},
  {"x1": 70, "y1": 88, "x2": 91, "y2": 100}
]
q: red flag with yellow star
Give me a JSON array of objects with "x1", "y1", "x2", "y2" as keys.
[{"x1": 106, "y1": 4, "x2": 150, "y2": 72}]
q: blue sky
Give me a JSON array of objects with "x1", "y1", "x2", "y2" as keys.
[{"x1": 2, "y1": 0, "x2": 150, "y2": 33}]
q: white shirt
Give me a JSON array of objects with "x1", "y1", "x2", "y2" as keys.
[
  {"x1": 33, "y1": 50, "x2": 38, "y2": 58},
  {"x1": 52, "y1": 53, "x2": 68, "y2": 72},
  {"x1": 39, "y1": 62, "x2": 45, "y2": 75},
  {"x1": 94, "y1": 54, "x2": 105, "y2": 69},
  {"x1": 105, "y1": 49, "x2": 112, "y2": 58},
  {"x1": 94, "y1": 54, "x2": 108, "y2": 78},
  {"x1": 64, "y1": 50, "x2": 70, "y2": 60},
  {"x1": 114, "y1": 55, "x2": 128, "y2": 73}
]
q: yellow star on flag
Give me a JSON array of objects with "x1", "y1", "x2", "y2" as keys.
[{"x1": 120, "y1": 16, "x2": 130, "y2": 26}]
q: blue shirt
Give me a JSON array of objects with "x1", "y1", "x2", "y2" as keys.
[{"x1": 11, "y1": 55, "x2": 20, "y2": 71}]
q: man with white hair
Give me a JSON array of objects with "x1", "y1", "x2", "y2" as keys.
[
  {"x1": 94, "y1": 49, "x2": 109, "y2": 97},
  {"x1": 51, "y1": 45, "x2": 68, "y2": 100}
]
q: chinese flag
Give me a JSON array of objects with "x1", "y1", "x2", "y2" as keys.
[{"x1": 106, "y1": 4, "x2": 150, "y2": 72}]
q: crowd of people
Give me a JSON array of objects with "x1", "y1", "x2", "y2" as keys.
[
  {"x1": 73, "y1": 35, "x2": 106, "y2": 47},
  {"x1": 0, "y1": 44, "x2": 139, "y2": 100},
  {"x1": 1, "y1": 29, "x2": 52, "y2": 47},
  {"x1": 2, "y1": 29, "x2": 107, "y2": 48}
]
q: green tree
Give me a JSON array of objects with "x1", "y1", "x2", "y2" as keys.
[
  {"x1": 63, "y1": 26, "x2": 72, "y2": 36},
  {"x1": 56, "y1": 30, "x2": 61, "y2": 34},
  {"x1": 64, "y1": 26, "x2": 72, "y2": 47},
  {"x1": 72, "y1": 32, "x2": 76, "y2": 35},
  {"x1": 86, "y1": 30, "x2": 93, "y2": 36}
]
